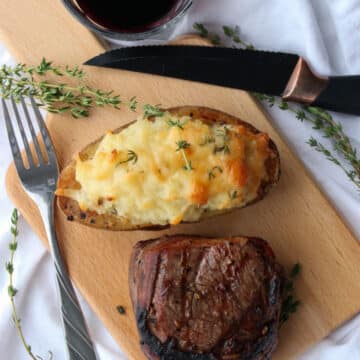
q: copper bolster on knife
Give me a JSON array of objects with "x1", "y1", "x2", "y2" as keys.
[{"x1": 283, "y1": 58, "x2": 329, "y2": 104}]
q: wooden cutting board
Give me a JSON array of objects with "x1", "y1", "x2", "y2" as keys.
[{"x1": 1, "y1": 1, "x2": 360, "y2": 359}]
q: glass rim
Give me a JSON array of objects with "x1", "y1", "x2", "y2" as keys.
[{"x1": 61, "y1": 0, "x2": 193, "y2": 41}]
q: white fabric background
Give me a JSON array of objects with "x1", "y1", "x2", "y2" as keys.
[{"x1": 0, "y1": 0, "x2": 360, "y2": 359}]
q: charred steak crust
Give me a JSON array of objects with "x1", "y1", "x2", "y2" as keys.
[
  {"x1": 129, "y1": 235, "x2": 284, "y2": 360},
  {"x1": 136, "y1": 308, "x2": 216, "y2": 360}
]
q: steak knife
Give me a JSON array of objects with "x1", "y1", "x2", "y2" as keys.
[{"x1": 85, "y1": 46, "x2": 360, "y2": 116}]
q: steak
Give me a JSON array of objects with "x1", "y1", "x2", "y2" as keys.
[{"x1": 129, "y1": 235, "x2": 284, "y2": 360}]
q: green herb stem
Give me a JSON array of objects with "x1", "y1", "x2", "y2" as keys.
[
  {"x1": 6, "y1": 209, "x2": 49, "y2": 360},
  {"x1": 180, "y1": 149, "x2": 192, "y2": 170},
  {"x1": 307, "y1": 138, "x2": 360, "y2": 189},
  {"x1": 253, "y1": 93, "x2": 360, "y2": 191},
  {"x1": 8, "y1": 240, "x2": 37, "y2": 359},
  {"x1": 176, "y1": 140, "x2": 193, "y2": 171}
]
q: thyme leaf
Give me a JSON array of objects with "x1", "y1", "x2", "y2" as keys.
[
  {"x1": 193, "y1": 23, "x2": 222, "y2": 45},
  {"x1": 223, "y1": 25, "x2": 254, "y2": 49},
  {"x1": 176, "y1": 140, "x2": 191, "y2": 151},
  {"x1": 116, "y1": 305, "x2": 126, "y2": 315},
  {"x1": 129, "y1": 96, "x2": 138, "y2": 112},
  {"x1": 194, "y1": 23, "x2": 209, "y2": 38},
  {"x1": 117, "y1": 150, "x2": 138, "y2": 166},
  {"x1": 229, "y1": 190, "x2": 238, "y2": 200},
  {"x1": 143, "y1": 104, "x2": 164, "y2": 118},
  {"x1": 167, "y1": 118, "x2": 184, "y2": 130},
  {"x1": 214, "y1": 144, "x2": 230, "y2": 155},
  {"x1": 208, "y1": 166, "x2": 223, "y2": 180},
  {"x1": 280, "y1": 263, "x2": 301, "y2": 326}
]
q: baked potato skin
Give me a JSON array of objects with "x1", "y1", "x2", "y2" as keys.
[{"x1": 57, "y1": 106, "x2": 280, "y2": 231}]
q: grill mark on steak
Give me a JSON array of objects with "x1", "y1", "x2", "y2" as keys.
[
  {"x1": 137, "y1": 308, "x2": 217, "y2": 360},
  {"x1": 147, "y1": 251, "x2": 163, "y2": 334},
  {"x1": 180, "y1": 247, "x2": 190, "y2": 344},
  {"x1": 130, "y1": 235, "x2": 284, "y2": 360}
]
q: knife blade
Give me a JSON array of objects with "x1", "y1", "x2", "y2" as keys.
[{"x1": 85, "y1": 46, "x2": 360, "y2": 116}]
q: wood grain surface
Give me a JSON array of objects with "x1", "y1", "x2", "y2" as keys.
[{"x1": 1, "y1": 1, "x2": 360, "y2": 359}]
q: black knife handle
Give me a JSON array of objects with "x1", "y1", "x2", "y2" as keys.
[{"x1": 311, "y1": 76, "x2": 360, "y2": 115}]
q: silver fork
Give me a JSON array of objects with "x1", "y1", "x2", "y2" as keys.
[{"x1": 2, "y1": 96, "x2": 98, "y2": 360}]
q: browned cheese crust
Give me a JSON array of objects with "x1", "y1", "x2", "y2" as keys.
[
  {"x1": 129, "y1": 235, "x2": 284, "y2": 360},
  {"x1": 57, "y1": 107, "x2": 280, "y2": 230}
]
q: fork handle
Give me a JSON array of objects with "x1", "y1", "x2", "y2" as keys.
[{"x1": 40, "y1": 193, "x2": 98, "y2": 360}]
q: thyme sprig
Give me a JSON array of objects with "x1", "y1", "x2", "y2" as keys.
[
  {"x1": 0, "y1": 58, "x2": 137, "y2": 118},
  {"x1": 194, "y1": 23, "x2": 360, "y2": 192},
  {"x1": 176, "y1": 140, "x2": 193, "y2": 170},
  {"x1": 129, "y1": 96, "x2": 138, "y2": 112},
  {"x1": 307, "y1": 138, "x2": 360, "y2": 186},
  {"x1": 253, "y1": 93, "x2": 360, "y2": 190},
  {"x1": 167, "y1": 118, "x2": 184, "y2": 130},
  {"x1": 223, "y1": 25, "x2": 254, "y2": 50},
  {"x1": 176, "y1": 140, "x2": 191, "y2": 151},
  {"x1": 117, "y1": 150, "x2": 138, "y2": 166},
  {"x1": 193, "y1": 23, "x2": 209, "y2": 38},
  {"x1": 143, "y1": 104, "x2": 164, "y2": 118},
  {"x1": 6, "y1": 209, "x2": 52, "y2": 360},
  {"x1": 280, "y1": 263, "x2": 301, "y2": 325},
  {"x1": 193, "y1": 23, "x2": 221, "y2": 45}
]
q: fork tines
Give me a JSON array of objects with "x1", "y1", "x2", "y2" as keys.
[{"x1": 2, "y1": 96, "x2": 54, "y2": 169}]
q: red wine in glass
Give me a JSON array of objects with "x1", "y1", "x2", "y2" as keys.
[{"x1": 75, "y1": 0, "x2": 180, "y2": 32}]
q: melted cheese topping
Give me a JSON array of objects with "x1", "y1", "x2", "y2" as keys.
[{"x1": 58, "y1": 113, "x2": 271, "y2": 225}]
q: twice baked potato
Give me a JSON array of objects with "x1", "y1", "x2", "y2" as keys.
[{"x1": 56, "y1": 106, "x2": 280, "y2": 230}]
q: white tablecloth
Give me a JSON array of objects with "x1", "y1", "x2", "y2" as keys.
[{"x1": 0, "y1": 0, "x2": 359, "y2": 359}]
